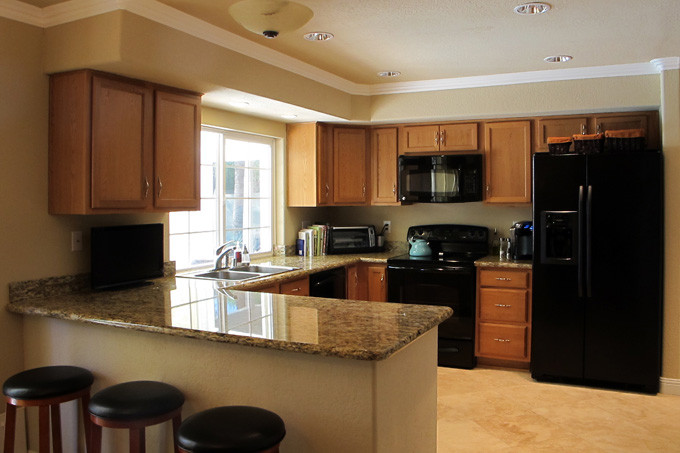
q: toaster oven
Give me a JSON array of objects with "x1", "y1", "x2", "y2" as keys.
[{"x1": 327, "y1": 226, "x2": 379, "y2": 254}]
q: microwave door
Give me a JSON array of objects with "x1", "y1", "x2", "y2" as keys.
[{"x1": 432, "y1": 165, "x2": 460, "y2": 202}]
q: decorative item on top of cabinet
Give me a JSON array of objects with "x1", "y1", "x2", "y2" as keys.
[
  {"x1": 333, "y1": 127, "x2": 369, "y2": 205},
  {"x1": 48, "y1": 69, "x2": 201, "y2": 214},
  {"x1": 286, "y1": 122, "x2": 333, "y2": 207},
  {"x1": 371, "y1": 127, "x2": 399, "y2": 205},
  {"x1": 399, "y1": 123, "x2": 478, "y2": 154},
  {"x1": 476, "y1": 267, "x2": 532, "y2": 367},
  {"x1": 535, "y1": 116, "x2": 588, "y2": 153},
  {"x1": 483, "y1": 120, "x2": 532, "y2": 204}
]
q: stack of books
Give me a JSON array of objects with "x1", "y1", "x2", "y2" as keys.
[{"x1": 297, "y1": 224, "x2": 329, "y2": 256}]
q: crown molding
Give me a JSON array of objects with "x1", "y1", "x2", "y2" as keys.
[{"x1": 0, "y1": 0, "x2": 676, "y2": 97}]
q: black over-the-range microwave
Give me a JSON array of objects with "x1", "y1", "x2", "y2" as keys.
[{"x1": 398, "y1": 154, "x2": 483, "y2": 203}]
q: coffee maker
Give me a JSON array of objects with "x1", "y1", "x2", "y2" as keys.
[{"x1": 509, "y1": 220, "x2": 533, "y2": 260}]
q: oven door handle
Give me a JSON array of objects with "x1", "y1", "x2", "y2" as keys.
[{"x1": 387, "y1": 265, "x2": 473, "y2": 273}]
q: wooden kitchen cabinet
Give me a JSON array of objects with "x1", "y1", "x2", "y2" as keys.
[
  {"x1": 346, "y1": 263, "x2": 366, "y2": 301},
  {"x1": 399, "y1": 123, "x2": 478, "y2": 154},
  {"x1": 371, "y1": 127, "x2": 399, "y2": 205},
  {"x1": 333, "y1": 127, "x2": 369, "y2": 205},
  {"x1": 476, "y1": 267, "x2": 532, "y2": 366},
  {"x1": 483, "y1": 120, "x2": 532, "y2": 204},
  {"x1": 49, "y1": 69, "x2": 201, "y2": 214},
  {"x1": 286, "y1": 122, "x2": 334, "y2": 206},
  {"x1": 279, "y1": 276, "x2": 310, "y2": 296},
  {"x1": 366, "y1": 264, "x2": 388, "y2": 302},
  {"x1": 535, "y1": 116, "x2": 588, "y2": 153}
]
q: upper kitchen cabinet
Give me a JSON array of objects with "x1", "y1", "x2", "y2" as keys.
[
  {"x1": 484, "y1": 121, "x2": 532, "y2": 204},
  {"x1": 370, "y1": 127, "x2": 399, "y2": 205},
  {"x1": 333, "y1": 127, "x2": 369, "y2": 205},
  {"x1": 48, "y1": 70, "x2": 201, "y2": 214},
  {"x1": 399, "y1": 123, "x2": 478, "y2": 154},
  {"x1": 286, "y1": 122, "x2": 333, "y2": 207},
  {"x1": 535, "y1": 116, "x2": 588, "y2": 153}
]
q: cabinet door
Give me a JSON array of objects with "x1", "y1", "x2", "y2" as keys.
[
  {"x1": 535, "y1": 117, "x2": 588, "y2": 152},
  {"x1": 400, "y1": 124, "x2": 439, "y2": 153},
  {"x1": 439, "y1": 123, "x2": 478, "y2": 152},
  {"x1": 280, "y1": 276, "x2": 309, "y2": 296},
  {"x1": 333, "y1": 127, "x2": 368, "y2": 204},
  {"x1": 592, "y1": 114, "x2": 648, "y2": 135},
  {"x1": 91, "y1": 75, "x2": 153, "y2": 209},
  {"x1": 346, "y1": 264, "x2": 367, "y2": 300},
  {"x1": 366, "y1": 264, "x2": 387, "y2": 302},
  {"x1": 316, "y1": 123, "x2": 334, "y2": 205},
  {"x1": 484, "y1": 121, "x2": 532, "y2": 204},
  {"x1": 154, "y1": 90, "x2": 201, "y2": 210},
  {"x1": 371, "y1": 128, "x2": 399, "y2": 205}
]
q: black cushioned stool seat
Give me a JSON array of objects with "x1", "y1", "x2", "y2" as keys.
[
  {"x1": 177, "y1": 406, "x2": 286, "y2": 453},
  {"x1": 3, "y1": 365, "x2": 94, "y2": 453},
  {"x1": 88, "y1": 380, "x2": 184, "y2": 453}
]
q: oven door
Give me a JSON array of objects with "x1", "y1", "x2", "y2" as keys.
[{"x1": 386, "y1": 264, "x2": 476, "y2": 340}]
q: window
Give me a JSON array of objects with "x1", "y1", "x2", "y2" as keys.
[{"x1": 170, "y1": 127, "x2": 274, "y2": 271}]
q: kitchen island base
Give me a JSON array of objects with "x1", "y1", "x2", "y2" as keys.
[{"x1": 22, "y1": 317, "x2": 438, "y2": 453}]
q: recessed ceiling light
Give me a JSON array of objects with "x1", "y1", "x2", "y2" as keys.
[
  {"x1": 304, "y1": 32, "x2": 334, "y2": 41},
  {"x1": 514, "y1": 2, "x2": 551, "y2": 15},
  {"x1": 544, "y1": 55, "x2": 573, "y2": 63},
  {"x1": 377, "y1": 71, "x2": 401, "y2": 78},
  {"x1": 281, "y1": 114, "x2": 298, "y2": 119}
]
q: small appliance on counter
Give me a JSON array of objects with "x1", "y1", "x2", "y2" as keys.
[
  {"x1": 509, "y1": 220, "x2": 533, "y2": 260},
  {"x1": 327, "y1": 225, "x2": 382, "y2": 254}
]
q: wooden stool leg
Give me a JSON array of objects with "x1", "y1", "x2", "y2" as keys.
[
  {"x1": 129, "y1": 427, "x2": 145, "y2": 453},
  {"x1": 38, "y1": 405, "x2": 50, "y2": 453},
  {"x1": 80, "y1": 393, "x2": 91, "y2": 453},
  {"x1": 89, "y1": 423, "x2": 102, "y2": 453},
  {"x1": 172, "y1": 414, "x2": 181, "y2": 453},
  {"x1": 51, "y1": 404, "x2": 63, "y2": 453},
  {"x1": 4, "y1": 403, "x2": 16, "y2": 453}
]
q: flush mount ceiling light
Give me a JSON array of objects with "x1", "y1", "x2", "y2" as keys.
[
  {"x1": 514, "y1": 2, "x2": 551, "y2": 15},
  {"x1": 281, "y1": 113, "x2": 298, "y2": 119},
  {"x1": 377, "y1": 71, "x2": 402, "y2": 78},
  {"x1": 544, "y1": 55, "x2": 573, "y2": 63},
  {"x1": 303, "y1": 32, "x2": 334, "y2": 41},
  {"x1": 229, "y1": 0, "x2": 314, "y2": 39},
  {"x1": 229, "y1": 100, "x2": 251, "y2": 107}
]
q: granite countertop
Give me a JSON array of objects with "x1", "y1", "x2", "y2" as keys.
[
  {"x1": 474, "y1": 255, "x2": 533, "y2": 269},
  {"x1": 7, "y1": 251, "x2": 452, "y2": 361}
]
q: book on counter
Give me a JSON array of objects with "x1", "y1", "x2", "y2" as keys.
[{"x1": 297, "y1": 224, "x2": 329, "y2": 256}]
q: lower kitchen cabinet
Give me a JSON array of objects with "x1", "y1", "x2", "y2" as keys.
[
  {"x1": 252, "y1": 283, "x2": 280, "y2": 294},
  {"x1": 279, "y1": 276, "x2": 310, "y2": 296},
  {"x1": 476, "y1": 266, "x2": 532, "y2": 366},
  {"x1": 347, "y1": 263, "x2": 388, "y2": 302}
]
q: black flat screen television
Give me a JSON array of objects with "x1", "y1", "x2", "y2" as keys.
[{"x1": 91, "y1": 223, "x2": 164, "y2": 290}]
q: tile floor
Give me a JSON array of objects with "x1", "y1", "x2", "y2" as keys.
[{"x1": 437, "y1": 366, "x2": 680, "y2": 452}]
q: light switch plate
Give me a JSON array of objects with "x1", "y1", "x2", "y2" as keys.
[{"x1": 71, "y1": 231, "x2": 83, "y2": 252}]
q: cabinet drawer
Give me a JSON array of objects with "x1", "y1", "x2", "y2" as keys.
[
  {"x1": 479, "y1": 288, "x2": 528, "y2": 323},
  {"x1": 479, "y1": 269, "x2": 530, "y2": 289},
  {"x1": 280, "y1": 277, "x2": 309, "y2": 296},
  {"x1": 478, "y1": 323, "x2": 528, "y2": 360}
]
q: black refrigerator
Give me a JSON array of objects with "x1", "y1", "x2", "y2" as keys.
[{"x1": 531, "y1": 151, "x2": 663, "y2": 393}]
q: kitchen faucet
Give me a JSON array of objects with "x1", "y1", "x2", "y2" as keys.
[{"x1": 214, "y1": 241, "x2": 239, "y2": 270}]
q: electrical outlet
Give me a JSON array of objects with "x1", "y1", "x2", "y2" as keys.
[
  {"x1": 382, "y1": 220, "x2": 391, "y2": 234},
  {"x1": 71, "y1": 231, "x2": 83, "y2": 252}
]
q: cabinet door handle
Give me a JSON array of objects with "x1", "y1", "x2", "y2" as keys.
[
  {"x1": 581, "y1": 124, "x2": 587, "y2": 135},
  {"x1": 494, "y1": 304, "x2": 512, "y2": 308},
  {"x1": 440, "y1": 129, "x2": 446, "y2": 146},
  {"x1": 434, "y1": 131, "x2": 439, "y2": 146},
  {"x1": 144, "y1": 177, "x2": 150, "y2": 199},
  {"x1": 380, "y1": 274, "x2": 385, "y2": 282},
  {"x1": 157, "y1": 177, "x2": 163, "y2": 198},
  {"x1": 493, "y1": 338, "x2": 511, "y2": 343},
  {"x1": 392, "y1": 184, "x2": 396, "y2": 194},
  {"x1": 495, "y1": 277, "x2": 512, "y2": 281},
  {"x1": 325, "y1": 183, "x2": 330, "y2": 197},
  {"x1": 597, "y1": 124, "x2": 602, "y2": 134},
  {"x1": 362, "y1": 185, "x2": 366, "y2": 197}
]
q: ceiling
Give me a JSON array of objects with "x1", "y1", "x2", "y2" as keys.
[{"x1": 12, "y1": 0, "x2": 680, "y2": 121}]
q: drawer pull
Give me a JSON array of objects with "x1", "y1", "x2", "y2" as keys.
[
  {"x1": 494, "y1": 304, "x2": 512, "y2": 308},
  {"x1": 493, "y1": 338, "x2": 511, "y2": 343},
  {"x1": 495, "y1": 277, "x2": 512, "y2": 281},
  {"x1": 290, "y1": 288, "x2": 300, "y2": 292}
]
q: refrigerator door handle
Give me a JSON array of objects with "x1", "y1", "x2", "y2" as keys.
[
  {"x1": 578, "y1": 185, "x2": 585, "y2": 298},
  {"x1": 586, "y1": 185, "x2": 593, "y2": 298}
]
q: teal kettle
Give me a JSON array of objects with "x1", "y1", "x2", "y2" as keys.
[{"x1": 409, "y1": 238, "x2": 432, "y2": 257}]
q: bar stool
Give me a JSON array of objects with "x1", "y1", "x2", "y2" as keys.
[
  {"x1": 176, "y1": 406, "x2": 286, "y2": 453},
  {"x1": 3, "y1": 365, "x2": 94, "y2": 453},
  {"x1": 88, "y1": 380, "x2": 184, "y2": 453}
]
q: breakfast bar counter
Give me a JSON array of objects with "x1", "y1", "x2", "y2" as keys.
[{"x1": 7, "y1": 260, "x2": 449, "y2": 453}]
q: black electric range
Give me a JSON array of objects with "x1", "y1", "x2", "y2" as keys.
[{"x1": 387, "y1": 224, "x2": 489, "y2": 369}]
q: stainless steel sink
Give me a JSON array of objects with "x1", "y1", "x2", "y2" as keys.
[
  {"x1": 229, "y1": 264, "x2": 299, "y2": 275},
  {"x1": 194, "y1": 270, "x2": 262, "y2": 280}
]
